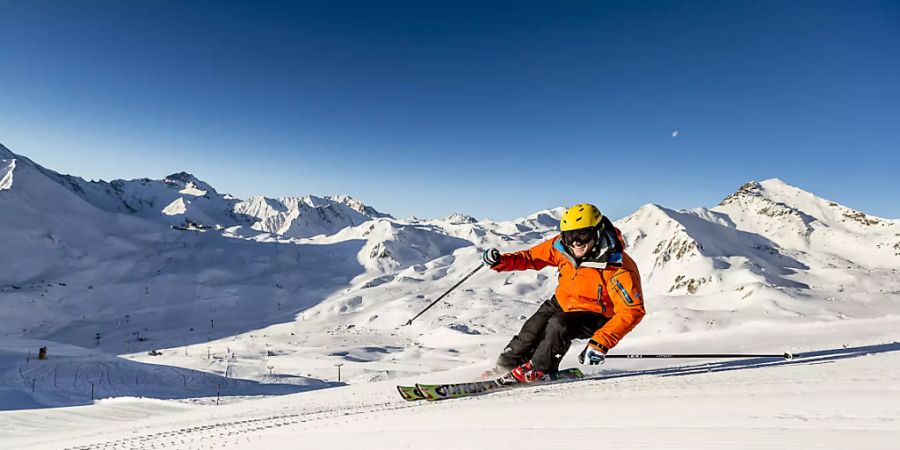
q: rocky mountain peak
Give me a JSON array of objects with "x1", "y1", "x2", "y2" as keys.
[
  {"x1": 162, "y1": 172, "x2": 217, "y2": 197},
  {"x1": 0, "y1": 142, "x2": 16, "y2": 159},
  {"x1": 715, "y1": 178, "x2": 896, "y2": 234},
  {"x1": 445, "y1": 213, "x2": 477, "y2": 224},
  {"x1": 327, "y1": 195, "x2": 391, "y2": 219},
  {"x1": 719, "y1": 181, "x2": 764, "y2": 206},
  {"x1": 164, "y1": 171, "x2": 209, "y2": 187},
  {"x1": 164, "y1": 171, "x2": 198, "y2": 184}
]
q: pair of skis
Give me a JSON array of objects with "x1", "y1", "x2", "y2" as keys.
[
  {"x1": 397, "y1": 367, "x2": 584, "y2": 402},
  {"x1": 396, "y1": 352, "x2": 797, "y2": 401}
]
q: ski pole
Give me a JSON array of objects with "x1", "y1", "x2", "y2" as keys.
[
  {"x1": 404, "y1": 264, "x2": 485, "y2": 326},
  {"x1": 607, "y1": 352, "x2": 795, "y2": 359}
]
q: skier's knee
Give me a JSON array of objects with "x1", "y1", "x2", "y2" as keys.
[{"x1": 546, "y1": 314, "x2": 568, "y2": 334}]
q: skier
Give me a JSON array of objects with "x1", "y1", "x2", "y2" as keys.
[{"x1": 482, "y1": 203, "x2": 645, "y2": 383}]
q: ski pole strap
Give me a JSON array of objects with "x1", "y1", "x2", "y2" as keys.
[
  {"x1": 606, "y1": 353, "x2": 795, "y2": 359},
  {"x1": 587, "y1": 339, "x2": 609, "y2": 353}
]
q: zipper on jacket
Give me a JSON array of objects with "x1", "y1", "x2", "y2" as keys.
[
  {"x1": 614, "y1": 278, "x2": 635, "y2": 305},
  {"x1": 597, "y1": 269, "x2": 608, "y2": 314},
  {"x1": 597, "y1": 285, "x2": 607, "y2": 314}
]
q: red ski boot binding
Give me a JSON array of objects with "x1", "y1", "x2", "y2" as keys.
[{"x1": 508, "y1": 361, "x2": 546, "y2": 384}]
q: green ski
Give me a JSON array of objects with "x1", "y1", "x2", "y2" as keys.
[
  {"x1": 396, "y1": 384, "x2": 426, "y2": 401},
  {"x1": 399, "y1": 367, "x2": 584, "y2": 402}
]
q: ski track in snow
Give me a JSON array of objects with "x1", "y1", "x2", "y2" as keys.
[{"x1": 6, "y1": 346, "x2": 900, "y2": 450}]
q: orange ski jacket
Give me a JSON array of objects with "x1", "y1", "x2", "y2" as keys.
[{"x1": 491, "y1": 229, "x2": 645, "y2": 351}]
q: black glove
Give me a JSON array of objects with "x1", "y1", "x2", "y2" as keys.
[{"x1": 482, "y1": 248, "x2": 502, "y2": 267}]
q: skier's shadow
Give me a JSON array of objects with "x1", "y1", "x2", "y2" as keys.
[{"x1": 594, "y1": 342, "x2": 900, "y2": 381}]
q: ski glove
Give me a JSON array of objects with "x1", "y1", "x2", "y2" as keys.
[
  {"x1": 482, "y1": 248, "x2": 502, "y2": 267},
  {"x1": 579, "y1": 340, "x2": 608, "y2": 365}
]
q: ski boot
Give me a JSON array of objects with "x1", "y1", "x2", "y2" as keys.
[{"x1": 501, "y1": 361, "x2": 546, "y2": 385}]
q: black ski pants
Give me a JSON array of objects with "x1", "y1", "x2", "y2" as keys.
[{"x1": 497, "y1": 296, "x2": 608, "y2": 373}]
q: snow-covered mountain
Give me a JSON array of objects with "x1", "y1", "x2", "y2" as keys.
[
  {"x1": 0, "y1": 144, "x2": 389, "y2": 237},
  {"x1": 234, "y1": 195, "x2": 391, "y2": 238},
  {"x1": 1, "y1": 141, "x2": 899, "y2": 415},
  {"x1": 616, "y1": 179, "x2": 899, "y2": 308}
]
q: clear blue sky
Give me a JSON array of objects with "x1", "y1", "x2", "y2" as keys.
[{"x1": 1, "y1": 1, "x2": 898, "y2": 220}]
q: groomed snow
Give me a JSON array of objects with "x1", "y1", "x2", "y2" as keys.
[{"x1": 3, "y1": 318, "x2": 899, "y2": 449}]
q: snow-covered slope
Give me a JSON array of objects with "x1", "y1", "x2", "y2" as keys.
[
  {"x1": 6, "y1": 318, "x2": 900, "y2": 450},
  {"x1": 1, "y1": 141, "x2": 898, "y2": 435}
]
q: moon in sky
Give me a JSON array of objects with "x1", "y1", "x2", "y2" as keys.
[{"x1": 672, "y1": 130, "x2": 679, "y2": 138}]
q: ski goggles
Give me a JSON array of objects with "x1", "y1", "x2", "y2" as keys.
[{"x1": 562, "y1": 228, "x2": 596, "y2": 246}]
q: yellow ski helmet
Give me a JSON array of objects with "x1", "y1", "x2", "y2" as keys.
[{"x1": 560, "y1": 203, "x2": 603, "y2": 231}]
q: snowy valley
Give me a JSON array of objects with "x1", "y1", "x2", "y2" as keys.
[{"x1": 1, "y1": 142, "x2": 899, "y2": 449}]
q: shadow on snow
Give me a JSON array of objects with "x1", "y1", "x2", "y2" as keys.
[{"x1": 596, "y1": 342, "x2": 900, "y2": 382}]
